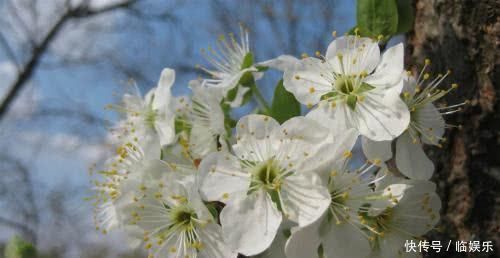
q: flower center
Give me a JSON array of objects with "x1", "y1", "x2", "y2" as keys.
[
  {"x1": 374, "y1": 207, "x2": 393, "y2": 230},
  {"x1": 253, "y1": 159, "x2": 281, "y2": 186},
  {"x1": 170, "y1": 206, "x2": 197, "y2": 226},
  {"x1": 335, "y1": 76, "x2": 355, "y2": 95}
]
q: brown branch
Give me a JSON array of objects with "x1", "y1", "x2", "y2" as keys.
[{"x1": 0, "y1": 0, "x2": 139, "y2": 120}]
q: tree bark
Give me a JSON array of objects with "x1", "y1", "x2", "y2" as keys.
[{"x1": 407, "y1": 0, "x2": 499, "y2": 257}]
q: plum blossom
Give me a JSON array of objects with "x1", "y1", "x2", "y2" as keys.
[{"x1": 284, "y1": 35, "x2": 410, "y2": 141}]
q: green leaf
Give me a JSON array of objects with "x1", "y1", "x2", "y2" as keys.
[
  {"x1": 356, "y1": 0, "x2": 399, "y2": 39},
  {"x1": 255, "y1": 65, "x2": 269, "y2": 72},
  {"x1": 270, "y1": 80, "x2": 301, "y2": 124},
  {"x1": 220, "y1": 101, "x2": 236, "y2": 135},
  {"x1": 396, "y1": 0, "x2": 414, "y2": 33},
  {"x1": 5, "y1": 236, "x2": 37, "y2": 258},
  {"x1": 205, "y1": 202, "x2": 220, "y2": 222},
  {"x1": 225, "y1": 86, "x2": 238, "y2": 102},
  {"x1": 346, "y1": 95, "x2": 358, "y2": 110},
  {"x1": 240, "y1": 52, "x2": 254, "y2": 69}
]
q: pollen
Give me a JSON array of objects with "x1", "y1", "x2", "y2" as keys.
[
  {"x1": 295, "y1": 75, "x2": 301, "y2": 80},
  {"x1": 425, "y1": 58, "x2": 431, "y2": 65},
  {"x1": 343, "y1": 151, "x2": 353, "y2": 158},
  {"x1": 301, "y1": 53, "x2": 309, "y2": 59},
  {"x1": 309, "y1": 87, "x2": 316, "y2": 93},
  {"x1": 222, "y1": 193, "x2": 229, "y2": 199},
  {"x1": 332, "y1": 31, "x2": 337, "y2": 37}
]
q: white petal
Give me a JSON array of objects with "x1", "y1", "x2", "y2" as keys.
[
  {"x1": 364, "y1": 43, "x2": 404, "y2": 89},
  {"x1": 285, "y1": 218, "x2": 322, "y2": 258},
  {"x1": 299, "y1": 128, "x2": 358, "y2": 174},
  {"x1": 326, "y1": 36, "x2": 380, "y2": 74},
  {"x1": 154, "y1": 117, "x2": 175, "y2": 146},
  {"x1": 306, "y1": 100, "x2": 354, "y2": 134},
  {"x1": 280, "y1": 116, "x2": 329, "y2": 142},
  {"x1": 354, "y1": 88, "x2": 410, "y2": 141},
  {"x1": 198, "y1": 152, "x2": 250, "y2": 203},
  {"x1": 256, "y1": 225, "x2": 289, "y2": 258},
  {"x1": 395, "y1": 132, "x2": 434, "y2": 180},
  {"x1": 210, "y1": 67, "x2": 256, "y2": 92},
  {"x1": 189, "y1": 125, "x2": 219, "y2": 158},
  {"x1": 153, "y1": 68, "x2": 175, "y2": 110},
  {"x1": 401, "y1": 74, "x2": 418, "y2": 97},
  {"x1": 220, "y1": 190, "x2": 282, "y2": 256},
  {"x1": 361, "y1": 136, "x2": 392, "y2": 161},
  {"x1": 375, "y1": 232, "x2": 407, "y2": 258},
  {"x1": 283, "y1": 57, "x2": 333, "y2": 105},
  {"x1": 233, "y1": 115, "x2": 281, "y2": 162},
  {"x1": 322, "y1": 223, "x2": 371, "y2": 258},
  {"x1": 415, "y1": 103, "x2": 445, "y2": 145},
  {"x1": 258, "y1": 54, "x2": 300, "y2": 72},
  {"x1": 393, "y1": 180, "x2": 441, "y2": 236},
  {"x1": 198, "y1": 223, "x2": 238, "y2": 258},
  {"x1": 280, "y1": 173, "x2": 330, "y2": 226}
]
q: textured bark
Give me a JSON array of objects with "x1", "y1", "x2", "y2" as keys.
[{"x1": 407, "y1": 0, "x2": 499, "y2": 257}]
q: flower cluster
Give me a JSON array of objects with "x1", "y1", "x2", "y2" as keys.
[{"x1": 90, "y1": 27, "x2": 464, "y2": 258}]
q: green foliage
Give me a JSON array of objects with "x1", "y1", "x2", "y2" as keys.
[
  {"x1": 395, "y1": 0, "x2": 414, "y2": 34},
  {"x1": 355, "y1": 0, "x2": 414, "y2": 39},
  {"x1": 4, "y1": 236, "x2": 37, "y2": 258},
  {"x1": 270, "y1": 80, "x2": 301, "y2": 123},
  {"x1": 356, "y1": 0, "x2": 398, "y2": 39},
  {"x1": 220, "y1": 101, "x2": 236, "y2": 135}
]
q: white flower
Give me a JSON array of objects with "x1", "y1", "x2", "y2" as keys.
[
  {"x1": 91, "y1": 142, "x2": 163, "y2": 234},
  {"x1": 186, "y1": 80, "x2": 227, "y2": 159},
  {"x1": 130, "y1": 178, "x2": 237, "y2": 258},
  {"x1": 199, "y1": 115, "x2": 354, "y2": 255},
  {"x1": 108, "y1": 68, "x2": 177, "y2": 153},
  {"x1": 253, "y1": 223, "x2": 290, "y2": 258},
  {"x1": 365, "y1": 179, "x2": 441, "y2": 258},
  {"x1": 258, "y1": 55, "x2": 301, "y2": 72},
  {"x1": 285, "y1": 156, "x2": 384, "y2": 258},
  {"x1": 199, "y1": 26, "x2": 257, "y2": 93},
  {"x1": 284, "y1": 36, "x2": 410, "y2": 141},
  {"x1": 362, "y1": 64, "x2": 465, "y2": 179}
]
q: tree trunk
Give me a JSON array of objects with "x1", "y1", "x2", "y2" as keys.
[{"x1": 407, "y1": 0, "x2": 499, "y2": 257}]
